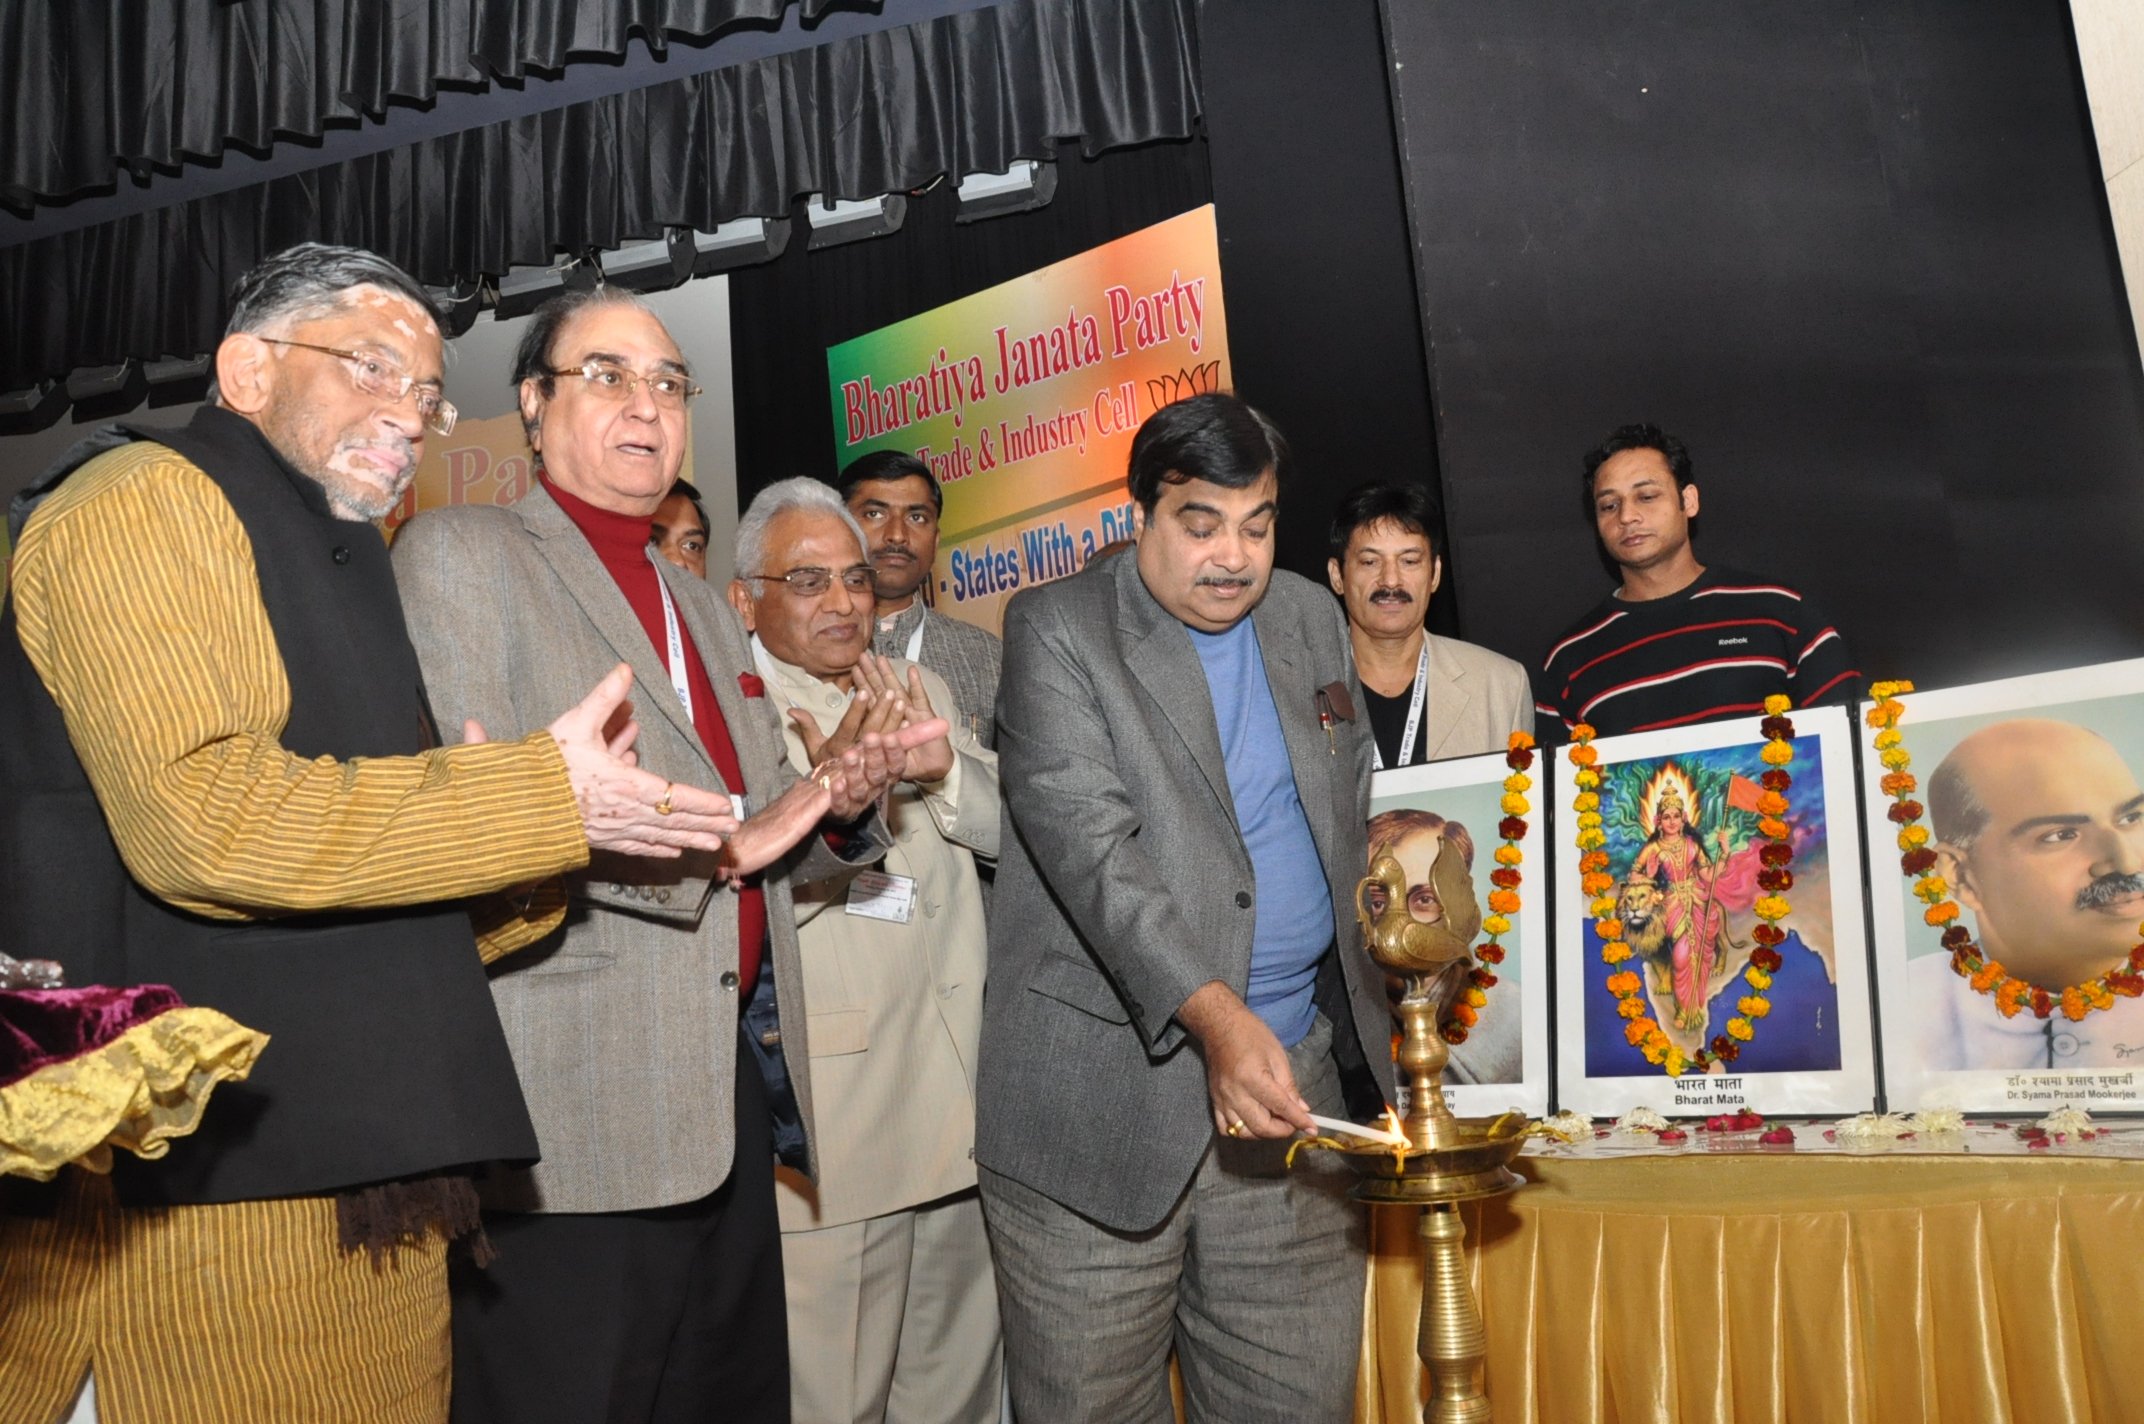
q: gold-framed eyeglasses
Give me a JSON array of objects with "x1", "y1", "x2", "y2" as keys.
[
  {"x1": 746, "y1": 564, "x2": 877, "y2": 597},
  {"x1": 260, "y1": 339, "x2": 458, "y2": 435},
  {"x1": 544, "y1": 359, "x2": 702, "y2": 408}
]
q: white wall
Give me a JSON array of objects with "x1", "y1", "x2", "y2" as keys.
[{"x1": 2073, "y1": 0, "x2": 2144, "y2": 370}]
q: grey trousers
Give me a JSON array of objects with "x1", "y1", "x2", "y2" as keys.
[{"x1": 977, "y1": 1014, "x2": 1367, "y2": 1424}]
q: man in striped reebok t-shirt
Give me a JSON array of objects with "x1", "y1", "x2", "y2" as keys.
[{"x1": 1536, "y1": 424, "x2": 1860, "y2": 741}]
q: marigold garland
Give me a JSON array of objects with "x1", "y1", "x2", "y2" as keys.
[
  {"x1": 1866, "y1": 681, "x2": 2144, "y2": 1021},
  {"x1": 1441, "y1": 732, "x2": 1536, "y2": 1045},
  {"x1": 1569, "y1": 697, "x2": 1798, "y2": 1076}
]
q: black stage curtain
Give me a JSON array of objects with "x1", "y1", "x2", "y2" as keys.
[
  {"x1": 727, "y1": 135, "x2": 1213, "y2": 501},
  {"x1": 0, "y1": 0, "x2": 868, "y2": 210},
  {"x1": 0, "y1": 0, "x2": 1200, "y2": 388},
  {"x1": 1195, "y1": 0, "x2": 1450, "y2": 622},
  {"x1": 1380, "y1": 0, "x2": 2144, "y2": 688}
]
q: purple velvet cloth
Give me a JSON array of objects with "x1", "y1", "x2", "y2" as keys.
[{"x1": 0, "y1": 984, "x2": 183, "y2": 1088}]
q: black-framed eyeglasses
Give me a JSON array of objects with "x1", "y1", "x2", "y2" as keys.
[
  {"x1": 543, "y1": 359, "x2": 702, "y2": 408},
  {"x1": 260, "y1": 339, "x2": 458, "y2": 435},
  {"x1": 746, "y1": 564, "x2": 877, "y2": 597}
]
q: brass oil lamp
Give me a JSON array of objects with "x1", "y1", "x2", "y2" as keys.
[{"x1": 1296, "y1": 844, "x2": 1530, "y2": 1423}]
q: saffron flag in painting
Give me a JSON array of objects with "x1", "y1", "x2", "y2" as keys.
[{"x1": 1555, "y1": 706, "x2": 1879, "y2": 1119}]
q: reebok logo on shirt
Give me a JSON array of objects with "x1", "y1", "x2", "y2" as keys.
[{"x1": 1536, "y1": 568, "x2": 1860, "y2": 736}]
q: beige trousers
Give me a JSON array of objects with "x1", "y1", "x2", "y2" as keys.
[{"x1": 780, "y1": 1188, "x2": 1002, "y2": 1424}]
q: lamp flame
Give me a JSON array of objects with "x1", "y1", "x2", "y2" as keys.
[{"x1": 1383, "y1": 1105, "x2": 1412, "y2": 1168}]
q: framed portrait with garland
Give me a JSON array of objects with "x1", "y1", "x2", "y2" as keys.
[
  {"x1": 1552, "y1": 703, "x2": 1879, "y2": 1120},
  {"x1": 1863, "y1": 660, "x2": 2144, "y2": 1114},
  {"x1": 1368, "y1": 743, "x2": 1550, "y2": 1119}
]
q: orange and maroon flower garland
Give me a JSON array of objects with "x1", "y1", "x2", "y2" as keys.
[
  {"x1": 1569, "y1": 697, "x2": 1797, "y2": 1077},
  {"x1": 1867, "y1": 680, "x2": 2144, "y2": 1021},
  {"x1": 1442, "y1": 731, "x2": 1536, "y2": 1045}
]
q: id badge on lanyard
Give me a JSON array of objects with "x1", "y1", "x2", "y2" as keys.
[
  {"x1": 652, "y1": 555, "x2": 742, "y2": 820},
  {"x1": 1371, "y1": 640, "x2": 1430, "y2": 771},
  {"x1": 650, "y1": 550, "x2": 695, "y2": 722}
]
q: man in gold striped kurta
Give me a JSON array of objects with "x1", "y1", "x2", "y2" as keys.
[{"x1": 0, "y1": 244, "x2": 756, "y2": 1424}]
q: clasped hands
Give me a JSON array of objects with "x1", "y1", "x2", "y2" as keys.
[
  {"x1": 788, "y1": 653, "x2": 957, "y2": 787},
  {"x1": 466, "y1": 662, "x2": 946, "y2": 875}
]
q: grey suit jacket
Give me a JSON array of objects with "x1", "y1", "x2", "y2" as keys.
[
  {"x1": 872, "y1": 602, "x2": 1003, "y2": 748},
  {"x1": 975, "y1": 558, "x2": 1397, "y2": 1232},
  {"x1": 1420, "y1": 633, "x2": 1534, "y2": 763},
  {"x1": 391, "y1": 484, "x2": 881, "y2": 1213}
]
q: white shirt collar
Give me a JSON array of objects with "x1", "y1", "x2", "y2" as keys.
[{"x1": 1910, "y1": 950, "x2": 2144, "y2": 1071}]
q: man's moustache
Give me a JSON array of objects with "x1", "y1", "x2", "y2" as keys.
[
  {"x1": 1195, "y1": 576, "x2": 1252, "y2": 589},
  {"x1": 873, "y1": 549, "x2": 915, "y2": 564},
  {"x1": 2076, "y1": 872, "x2": 2144, "y2": 910},
  {"x1": 1368, "y1": 588, "x2": 1413, "y2": 604}
]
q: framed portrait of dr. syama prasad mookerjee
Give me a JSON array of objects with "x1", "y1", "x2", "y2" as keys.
[
  {"x1": 1864, "y1": 660, "x2": 2144, "y2": 1115},
  {"x1": 1553, "y1": 704, "x2": 1878, "y2": 1120},
  {"x1": 1368, "y1": 747, "x2": 1550, "y2": 1119}
]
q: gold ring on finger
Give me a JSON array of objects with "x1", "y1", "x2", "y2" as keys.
[
  {"x1": 1226, "y1": 1119, "x2": 1247, "y2": 1138},
  {"x1": 655, "y1": 783, "x2": 675, "y2": 816}
]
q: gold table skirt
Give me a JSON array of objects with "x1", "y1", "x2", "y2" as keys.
[{"x1": 1356, "y1": 1152, "x2": 2144, "y2": 1424}]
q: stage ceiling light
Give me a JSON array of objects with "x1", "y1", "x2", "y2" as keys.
[
  {"x1": 0, "y1": 380, "x2": 68, "y2": 434},
  {"x1": 600, "y1": 231, "x2": 694, "y2": 294},
  {"x1": 144, "y1": 355, "x2": 212, "y2": 408},
  {"x1": 803, "y1": 193, "x2": 907, "y2": 250},
  {"x1": 493, "y1": 261, "x2": 569, "y2": 320},
  {"x1": 954, "y1": 160, "x2": 1058, "y2": 223},
  {"x1": 424, "y1": 280, "x2": 485, "y2": 339},
  {"x1": 65, "y1": 361, "x2": 149, "y2": 421},
  {"x1": 691, "y1": 216, "x2": 792, "y2": 275},
  {"x1": 561, "y1": 256, "x2": 604, "y2": 294}
]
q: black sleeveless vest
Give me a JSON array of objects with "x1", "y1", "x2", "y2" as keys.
[{"x1": 0, "y1": 407, "x2": 539, "y2": 1205}]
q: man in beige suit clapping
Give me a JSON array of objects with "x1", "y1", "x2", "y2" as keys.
[
  {"x1": 728, "y1": 477, "x2": 1002, "y2": 1424},
  {"x1": 1326, "y1": 481, "x2": 1531, "y2": 768}
]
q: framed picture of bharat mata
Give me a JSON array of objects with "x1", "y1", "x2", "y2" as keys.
[
  {"x1": 1865, "y1": 659, "x2": 2144, "y2": 1114},
  {"x1": 1553, "y1": 705, "x2": 1879, "y2": 1120},
  {"x1": 1368, "y1": 752, "x2": 1550, "y2": 1119}
]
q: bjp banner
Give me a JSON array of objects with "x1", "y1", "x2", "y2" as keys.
[
  {"x1": 382, "y1": 403, "x2": 703, "y2": 537},
  {"x1": 825, "y1": 206, "x2": 1232, "y2": 634},
  {"x1": 382, "y1": 411, "x2": 536, "y2": 534}
]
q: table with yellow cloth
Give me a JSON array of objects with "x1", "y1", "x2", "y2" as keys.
[{"x1": 1355, "y1": 1133, "x2": 2144, "y2": 1424}]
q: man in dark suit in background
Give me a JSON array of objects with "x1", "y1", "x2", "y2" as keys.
[
  {"x1": 650, "y1": 476, "x2": 711, "y2": 578},
  {"x1": 839, "y1": 450, "x2": 1004, "y2": 746},
  {"x1": 975, "y1": 392, "x2": 1395, "y2": 1423}
]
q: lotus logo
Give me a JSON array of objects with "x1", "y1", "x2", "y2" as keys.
[{"x1": 1144, "y1": 361, "x2": 1224, "y2": 414}]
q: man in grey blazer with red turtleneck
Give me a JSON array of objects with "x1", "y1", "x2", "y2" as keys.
[{"x1": 393, "y1": 287, "x2": 938, "y2": 1424}]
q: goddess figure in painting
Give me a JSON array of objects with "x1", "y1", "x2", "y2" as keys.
[{"x1": 1627, "y1": 772, "x2": 1745, "y2": 1034}]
